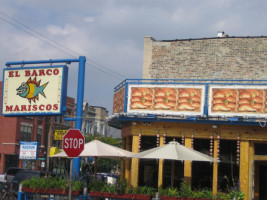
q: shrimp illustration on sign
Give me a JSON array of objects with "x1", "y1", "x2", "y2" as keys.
[{"x1": 17, "y1": 77, "x2": 49, "y2": 103}]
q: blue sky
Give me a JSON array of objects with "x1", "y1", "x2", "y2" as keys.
[{"x1": 0, "y1": 0, "x2": 266, "y2": 113}]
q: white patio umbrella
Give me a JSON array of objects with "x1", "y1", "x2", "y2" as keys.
[
  {"x1": 51, "y1": 139, "x2": 134, "y2": 179},
  {"x1": 132, "y1": 141, "x2": 219, "y2": 187},
  {"x1": 79, "y1": 140, "x2": 134, "y2": 158}
]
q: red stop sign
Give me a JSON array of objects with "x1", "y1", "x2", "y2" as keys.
[{"x1": 63, "y1": 129, "x2": 85, "y2": 158}]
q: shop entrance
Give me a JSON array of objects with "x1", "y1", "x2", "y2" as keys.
[
  {"x1": 254, "y1": 143, "x2": 267, "y2": 200},
  {"x1": 254, "y1": 161, "x2": 267, "y2": 200}
]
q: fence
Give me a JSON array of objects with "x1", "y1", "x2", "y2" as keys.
[{"x1": 17, "y1": 192, "x2": 92, "y2": 200}]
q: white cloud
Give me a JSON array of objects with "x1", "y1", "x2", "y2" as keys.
[
  {"x1": 46, "y1": 24, "x2": 77, "y2": 36},
  {"x1": 83, "y1": 16, "x2": 95, "y2": 23}
]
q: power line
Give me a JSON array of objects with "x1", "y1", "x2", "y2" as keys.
[
  {"x1": 0, "y1": 15, "x2": 75, "y2": 58},
  {"x1": 0, "y1": 11, "x2": 126, "y2": 80}
]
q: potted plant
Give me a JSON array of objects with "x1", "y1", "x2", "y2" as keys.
[
  {"x1": 214, "y1": 192, "x2": 228, "y2": 200},
  {"x1": 192, "y1": 189, "x2": 213, "y2": 200},
  {"x1": 21, "y1": 177, "x2": 83, "y2": 195},
  {"x1": 159, "y1": 187, "x2": 182, "y2": 200},
  {"x1": 88, "y1": 181, "x2": 105, "y2": 197},
  {"x1": 124, "y1": 185, "x2": 156, "y2": 200}
]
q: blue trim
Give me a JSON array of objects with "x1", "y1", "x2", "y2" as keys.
[
  {"x1": 123, "y1": 83, "x2": 129, "y2": 113},
  {"x1": 114, "y1": 115, "x2": 264, "y2": 126},
  {"x1": 61, "y1": 66, "x2": 69, "y2": 114},
  {"x1": 204, "y1": 84, "x2": 209, "y2": 116},
  {"x1": 63, "y1": 117, "x2": 76, "y2": 121},
  {"x1": 114, "y1": 79, "x2": 267, "y2": 92},
  {"x1": 6, "y1": 58, "x2": 79, "y2": 66}
]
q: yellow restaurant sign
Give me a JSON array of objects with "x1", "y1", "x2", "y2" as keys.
[{"x1": 54, "y1": 129, "x2": 68, "y2": 140}]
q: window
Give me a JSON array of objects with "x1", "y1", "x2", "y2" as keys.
[
  {"x1": 93, "y1": 124, "x2": 98, "y2": 134},
  {"x1": 255, "y1": 143, "x2": 267, "y2": 155},
  {"x1": 100, "y1": 124, "x2": 105, "y2": 135},
  {"x1": 37, "y1": 128, "x2": 42, "y2": 145},
  {"x1": 64, "y1": 111, "x2": 71, "y2": 126},
  {"x1": 217, "y1": 140, "x2": 239, "y2": 192},
  {"x1": 192, "y1": 139, "x2": 213, "y2": 190},
  {"x1": 54, "y1": 116, "x2": 62, "y2": 124},
  {"x1": 20, "y1": 124, "x2": 32, "y2": 141}
]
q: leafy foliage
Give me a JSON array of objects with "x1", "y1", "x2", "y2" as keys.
[
  {"x1": 89, "y1": 181, "x2": 155, "y2": 195},
  {"x1": 89, "y1": 180, "x2": 127, "y2": 194},
  {"x1": 224, "y1": 176, "x2": 245, "y2": 200},
  {"x1": 88, "y1": 181, "x2": 105, "y2": 192},
  {"x1": 179, "y1": 181, "x2": 193, "y2": 197},
  {"x1": 21, "y1": 177, "x2": 83, "y2": 191},
  {"x1": 158, "y1": 181, "x2": 245, "y2": 199},
  {"x1": 158, "y1": 187, "x2": 180, "y2": 197}
]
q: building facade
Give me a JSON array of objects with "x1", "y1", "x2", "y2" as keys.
[{"x1": 111, "y1": 34, "x2": 267, "y2": 200}]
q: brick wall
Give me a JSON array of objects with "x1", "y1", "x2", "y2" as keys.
[{"x1": 143, "y1": 36, "x2": 267, "y2": 80}]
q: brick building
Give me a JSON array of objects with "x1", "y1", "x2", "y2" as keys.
[
  {"x1": 143, "y1": 35, "x2": 267, "y2": 80},
  {"x1": 111, "y1": 34, "x2": 267, "y2": 200}
]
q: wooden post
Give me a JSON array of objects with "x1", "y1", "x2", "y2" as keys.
[
  {"x1": 125, "y1": 137, "x2": 131, "y2": 184},
  {"x1": 120, "y1": 138, "x2": 126, "y2": 181},
  {"x1": 158, "y1": 136, "x2": 164, "y2": 188},
  {"x1": 130, "y1": 135, "x2": 139, "y2": 187},
  {"x1": 213, "y1": 139, "x2": 218, "y2": 196},
  {"x1": 240, "y1": 140, "x2": 249, "y2": 200},
  {"x1": 184, "y1": 137, "x2": 192, "y2": 185},
  {"x1": 248, "y1": 141, "x2": 254, "y2": 200}
]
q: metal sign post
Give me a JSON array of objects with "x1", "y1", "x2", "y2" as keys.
[{"x1": 72, "y1": 56, "x2": 86, "y2": 178}]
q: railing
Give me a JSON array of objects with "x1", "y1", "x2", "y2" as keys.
[
  {"x1": 18, "y1": 192, "x2": 92, "y2": 200},
  {"x1": 18, "y1": 191, "x2": 154, "y2": 200}
]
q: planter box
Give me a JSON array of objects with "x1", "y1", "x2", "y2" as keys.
[
  {"x1": 23, "y1": 187, "x2": 81, "y2": 195},
  {"x1": 133, "y1": 194, "x2": 152, "y2": 200},
  {"x1": 117, "y1": 194, "x2": 151, "y2": 200},
  {"x1": 23, "y1": 187, "x2": 48, "y2": 194},
  {"x1": 161, "y1": 197, "x2": 213, "y2": 200},
  {"x1": 161, "y1": 196, "x2": 185, "y2": 200},
  {"x1": 48, "y1": 188, "x2": 81, "y2": 195},
  {"x1": 89, "y1": 191, "x2": 102, "y2": 196},
  {"x1": 89, "y1": 191, "x2": 151, "y2": 200}
]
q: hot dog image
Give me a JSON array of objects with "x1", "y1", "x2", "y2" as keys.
[
  {"x1": 212, "y1": 89, "x2": 237, "y2": 112},
  {"x1": 154, "y1": 88, "x2": 177, "y2": 110},
  {"x1": 177, "y1": 88, "x2": 202, "y2": 111},
  {"x1": 238, "y1": 89, "x2": 264, "y2": 113},
  {"x1": 130, "y1": 88, "x2": 153, "y2": 109}
]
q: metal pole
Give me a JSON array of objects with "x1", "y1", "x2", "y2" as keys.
[
  {"x1": 69, "y1": 158, "x2": 73, "y2": 200},
  {"x1": 72, "y1": 56, "x2": 86, "y2": 178},
  {"x1": 5, "y1": 58, "x2": 79, "y2": 66}
]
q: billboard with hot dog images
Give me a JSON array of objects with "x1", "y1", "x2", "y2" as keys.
[
  {"x1": 113, "y1": 86, "x2": 125, "y2": 114},
  {"x1": 208, "y1": 85, "x2": 267, "y2": 117},
  {"x1": 126, "y1": 84, "x2": 205, "y2": 116}
]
